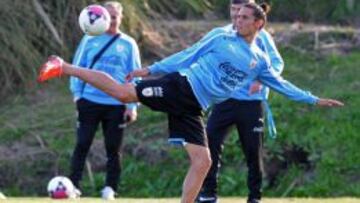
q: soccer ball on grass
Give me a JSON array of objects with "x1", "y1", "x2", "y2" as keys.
[{"x1": 47, "y1": 176, "x2": 76, "y2": 199}]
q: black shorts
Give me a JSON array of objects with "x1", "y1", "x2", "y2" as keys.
[{"x1": 135, "y1": 73, "x2": 207, "y2": 146}]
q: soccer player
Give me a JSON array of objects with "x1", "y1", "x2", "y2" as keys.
[
  {"x1": 68, "y1": 1, "x2": 141, "y2": 200},
  {"x1": 196, "y1": 1, "x2": 282, "y2": 203},
  {"x1": 38, "y1": 3, "x2": 343, "y2": 203}
]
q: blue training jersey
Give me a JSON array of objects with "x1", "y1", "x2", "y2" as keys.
[
  {"x1": 200, "y1": 24, "x2": 284, "y2": 101},
  {"x1": 148, "y1": 31, "x2": 318, "y2": 110},
  {"x1": 198, "y1": 24, "x2": 284, "y2": 139},
  {"x1": 70, "y1": 32, "x2": 141, "y2": 109}
]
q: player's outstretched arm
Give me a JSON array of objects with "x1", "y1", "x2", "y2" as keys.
[
  {"x1": 258, "y1": 66, "x2": 344, "y2": 107},
  {"x1": 316, "y1": 98, "x2": 344, "y2": 107}
]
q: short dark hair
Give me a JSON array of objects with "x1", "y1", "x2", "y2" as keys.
[
  {"x1": 231, "y1": 0, "x2": 252, "y2": 4},
  {"x1": 243, "y1": 2, "x2": 271, "y2": 29}
]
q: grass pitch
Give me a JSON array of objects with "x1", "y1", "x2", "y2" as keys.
[{"x1": 2, "y1": 197, "x2": 360, "y2": 203}]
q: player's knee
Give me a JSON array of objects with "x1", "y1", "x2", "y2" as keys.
[
  {"x1": 194, "y1": 153, "x2": 212, "y2": 172},
  {"x1": 202, "y1": 156, "x2": 212, "y2": 173},
  {"x1": 205, "y1": 155, "x2": 212, "y2": 170}
]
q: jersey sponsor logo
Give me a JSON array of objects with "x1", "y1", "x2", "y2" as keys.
[
  {"x1": 218, "y1": 62, "x2": 248, "y2": 89},
  {"x1": 142, "y1": 87, "x2": 163, "y2": 97}
]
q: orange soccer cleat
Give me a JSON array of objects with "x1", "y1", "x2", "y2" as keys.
[{"x1": 37, "y1": 55, "x2": 63, "y2": 82}]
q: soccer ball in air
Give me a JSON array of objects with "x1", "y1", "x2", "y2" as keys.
[
  {"x1": 47, "y1": 176, "x2": 76, "y2": 199},
  {"x1": 78, "y1": 5, "x2": 111, "y2": 36}
]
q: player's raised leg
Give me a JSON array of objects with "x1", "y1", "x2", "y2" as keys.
[{"x1": 38, "y1": 56, "x2": 138, "y2": 103}]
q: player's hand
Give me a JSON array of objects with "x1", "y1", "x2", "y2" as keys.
[
  {"x1": 124, "y1": 108, "x2": 137, "y2": 123},
  {"x1": 37, "y1": 55, "x2": 64, "y2": 82},
  {"x1": 125, "y1": 67, "x2": 150, "y2": 82},
  {"x1": 316, "y1": 98, "x2": 344, "y2": 107},
  {"x1": 249, "y1": 81, "x2": 262, "y2": 95}
]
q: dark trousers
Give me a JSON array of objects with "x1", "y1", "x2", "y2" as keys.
[
  {"x1": 70, "y1": 98, "x2": 126, "y2": 191},
  {"x1": 202, "y1": 99, "x2": 264, "y2": 200}
]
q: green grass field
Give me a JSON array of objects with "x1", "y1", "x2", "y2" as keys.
[{"x1": 2, "y1": 198, "x2": 360, "y2": 203}]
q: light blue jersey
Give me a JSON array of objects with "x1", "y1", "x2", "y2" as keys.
[
  {"x1": 200, "y1": 24, "x2": 284, "y2": 138},
  {"x1": 148, "y1": 32, "x2": 318, "y2": 110},
  {"x1": 200, "y1": 24, "x2": 284, "y2": 100},
  {"x1": 70, "y1": 32, "x2": 141, "y2": 109}
]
